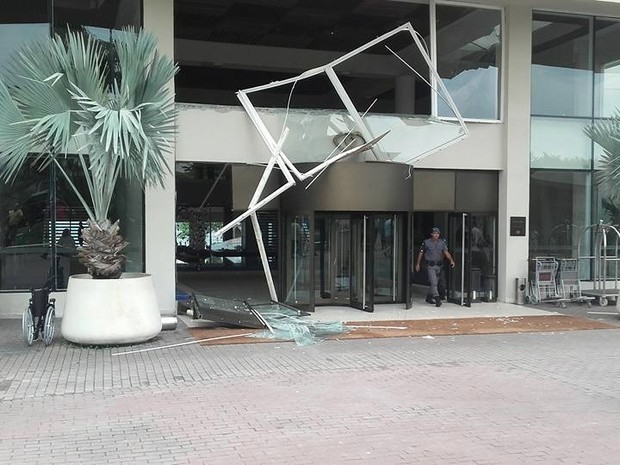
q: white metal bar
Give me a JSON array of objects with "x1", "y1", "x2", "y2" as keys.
[
  {"x1": 461, "y1": 213, "x2": 466, "y2": 306},
  {"x1": 216, "y1": 179, "x2": 294, "y2": 237},
  {"x1": 325, "y1": 67, "x2": 385, "y2": 161},
  {"x1": 392, "y1": 214, "x2": 397, "y2": 301},
  {"x1": 199, "y1": 163, "x2": 229, "y2": 209},
  {"x1": 241, "y1": 23, "x2": 414, "y2": 95},
  {"x1": 250, "y1": 211, "x2": 278, "y2": 301},
  {"x1": 248, "y1": 128, "x2": 289, "y2": 208},
  {"x1": 362, "y1": 214, "x2": 367, "y2": 309}
]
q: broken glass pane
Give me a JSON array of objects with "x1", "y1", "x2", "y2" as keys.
[
  {"x1": 192, "y1": 293, "x2": 267, "y2": 329},
  {"x1": 251, "y1": 303, "x2": 350, "y2": 346},
  {"x1": 241, "y1": 23, "x2": 467, "y2": 169}
]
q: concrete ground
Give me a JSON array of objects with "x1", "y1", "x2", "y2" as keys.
[{"x1": 1, "y1": 299, "x2": 620, "y2": 464}]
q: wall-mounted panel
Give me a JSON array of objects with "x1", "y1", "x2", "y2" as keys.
[
  {"x1": 413, "y1": 170, "x2": 456, "y2": 211},
  {"x1": 281, "y1": 162, "x2": 413, "y2": 212},
  {"x1": 455, "y1": 171, "x2": 498, "y2": 212}
]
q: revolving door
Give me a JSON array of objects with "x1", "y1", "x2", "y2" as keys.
[{"x1": 283, "y1": 212, "x2": 407, "y2": 312}]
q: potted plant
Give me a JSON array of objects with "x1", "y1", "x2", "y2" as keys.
[{"x1": 0, "y1": 28, "x2": 177, "y2": 344}]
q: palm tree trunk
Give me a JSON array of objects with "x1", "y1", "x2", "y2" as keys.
[{"x1": 77, "y1": 219, "x2": 128, "y2": 279}]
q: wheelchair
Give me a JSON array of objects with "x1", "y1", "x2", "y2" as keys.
[{"x1": 22, "y1": 287, "x2": 56, "y2": 346}]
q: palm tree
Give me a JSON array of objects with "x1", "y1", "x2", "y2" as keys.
[
  {"x1": 0, "y1": 28, "x2": 177, "y2": 278},
  {"x1": 585, "y1": 113, "x2": 620, "y2": 202}
]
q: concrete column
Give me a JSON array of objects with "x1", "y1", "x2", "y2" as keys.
[
  {"x1": 498, "y1": 5, "x2": 532, "y2": 303},
  {"x1": 143, "y1": 0, "x2": 177, "y2": 327}
]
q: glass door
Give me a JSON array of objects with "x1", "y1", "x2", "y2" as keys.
[
  {"x1": 471, "y1": 214, "x2": 497, "y2": 302},
  {"x1": 448, "y1": 213, "x2": 471, "y2": 306},
  {"x1": 351, "y1": 213, "x2": 374, "y2": 312},
  {"x1": 373, "y1": 214, "x2": 404, "y2": 303},
  {"x1": 315, "y1": 215, "x2": 351, "y2": 305},
  {"x1": 284, "y1": 214, "x2": 313, "y2": 310},
  {"x1": 447, "y1": 213, "x2": 497, "y2": 305}
]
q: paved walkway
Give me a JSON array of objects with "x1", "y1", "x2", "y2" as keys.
[{"x1": 1, "y1": 302, "x2": 620, "y2": 464}]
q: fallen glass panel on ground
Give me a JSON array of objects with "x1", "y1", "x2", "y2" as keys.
[
  {"x1": 184, "y1": 288, "x2": 350, "y2": 345},
  {"x1": 250, "y1": 303, "x2": 350, "y2": 346},
  {"x1": 191, "y1": 293, "x2": 267, "y2": 329}
]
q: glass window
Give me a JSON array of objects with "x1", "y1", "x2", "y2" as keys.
[
  {"x1": 435, "y1": 4, "x2": 502, "y2": 120},
  {"x1": 174, "y1": 162, "x2": 278, "y2": 271},
  {"x1": 0, "y1": 157, "x2": 146, "y2": 291},
  {"x1": 53, "y1": 0, "x2": 141, "y2": 35},
  {"x1": 373, "y1": 214, "x2": 404, "y2": 304},
  {"x1": 594, "y1": 17, "x2": 620, "y2": 118},
  {"x1": 0, "y1": 158, "x2": 52, "y2": 290},
  {"x1": 531, "y1": 13, "x2": 592, "y2": 117},
  {"x1": 0, "y1": 0, "x2": 49, "y2": 76},
  {"x1": 529, "y1": 170, "x2": 591, "y2": 259},
  {"x1": 530, "y1": 116, "x2": 592, "y2": 169},
  {"x1": 0, "y1": 1, "x2": 146, "y2": 292},
  {"x1": 285, "y1": 215, "x2": 312, "y2": 308},
  {"x1": 54, "y1": 158, "x2": 89, "y2": 289},
  {"x1": 174, "y1": 1, "x2": 430, "y2": 111}
]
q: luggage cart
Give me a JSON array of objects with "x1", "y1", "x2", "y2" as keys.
[
  {"x1": 578, "y1": 221, "x2": 620, "y2": 307},
  {"x1": 558, "y1": 258, "x2": 594, "y2": 307},
  {"x1": 526, "y1": 257, "x2": 569, "y2": 308}
]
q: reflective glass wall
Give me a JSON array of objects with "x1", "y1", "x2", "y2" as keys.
[
  {"x1": 435, "y1": 4, "x2": 502, "y2": 120},
  {"x1": 530, "y1": 13, "x2": 620, "y2": 261},
  {"x1": 175, "y1": 1, "x2": 502, "y2": 121},
  {"x1": 0, "y1": 0, "x2": 143, "y2": 291}
]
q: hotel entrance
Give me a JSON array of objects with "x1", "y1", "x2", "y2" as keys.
[{"x1": 283, "y1": 212, "x2": 408, "y2": 312}]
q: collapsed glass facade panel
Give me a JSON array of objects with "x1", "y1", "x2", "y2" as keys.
[{"x1": 0, "y1": 1, "x2": 143, "y2": 291}]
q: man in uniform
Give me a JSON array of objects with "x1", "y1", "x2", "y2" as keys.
[{"x1": 415, "y1": 227, "x2": 455, "y2": 307}]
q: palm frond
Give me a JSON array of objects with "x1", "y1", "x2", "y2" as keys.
[
  {"x1": 0, "y1": 27, "x2": 177, "y2": 275},
  {"x1": 0, "y1": 80, "x2": 34, "y2": 183},
  {"x1": 585, "y1": 113, "x2": 620, "y2": 200}
]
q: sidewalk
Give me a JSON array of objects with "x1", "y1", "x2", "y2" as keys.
[{"x1": 1, "y1": 298, "x2": 620, "y2": 464}]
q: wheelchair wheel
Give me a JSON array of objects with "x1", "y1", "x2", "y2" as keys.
[
  {"x1": 22, "y1": 306, "x2": 34, "y2": 346},
  {"x1": 42, "y1": 305, "x2": 55, "y2": 346}
]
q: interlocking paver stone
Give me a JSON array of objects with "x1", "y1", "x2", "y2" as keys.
[{"x1": 1, "y1": 314, "x2": 620, "y2": 464}]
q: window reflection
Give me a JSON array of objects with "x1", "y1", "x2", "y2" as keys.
[
  {"x1": 531, "y1": 13, "x2": 592, "y2": 118},
  {"x1": 529, "y1": 170, "x2": 591, "y2": 259},
  {"x1": 0, "y1": 159, "x2": 52, "y2": 290},
  {"x1": 174, "y1": 1, "x2": 431, "y2": 112},
  {"x1": 0, "y1": 0, "x2": 143, "y2": 291},
  {"x1": 53, "y1": 0, "x2": 140, "y2": 34},
  {"x1": 174, "y1": 162, "x2": 279, "y2": 272},
  {"x1": 594, "y1": 17, "x2": 620, "y2": 118},
  {"x1": 0, "y1": 24, "x2": 49, "y2": 76},
  {"x1": 436, "y1": 5, "x2": 501, "y2": 120},
  {"x1": 530, "y1": 116, "x2": 591, "y2": 169},
  {"x1": 285, "y1": 215, "x2": 311, "y2": 308},
  {"x1": 0, "y1": 0, "x2": 48, "y2": 76}
]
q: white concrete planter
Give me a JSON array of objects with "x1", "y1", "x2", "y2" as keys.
[{"x1": 61, "y1": 273, "x2": 162, "y2": 345}]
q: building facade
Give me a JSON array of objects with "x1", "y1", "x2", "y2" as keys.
[{"x1": 1, "y1": 0, "x2": 620, "y2": 318}]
